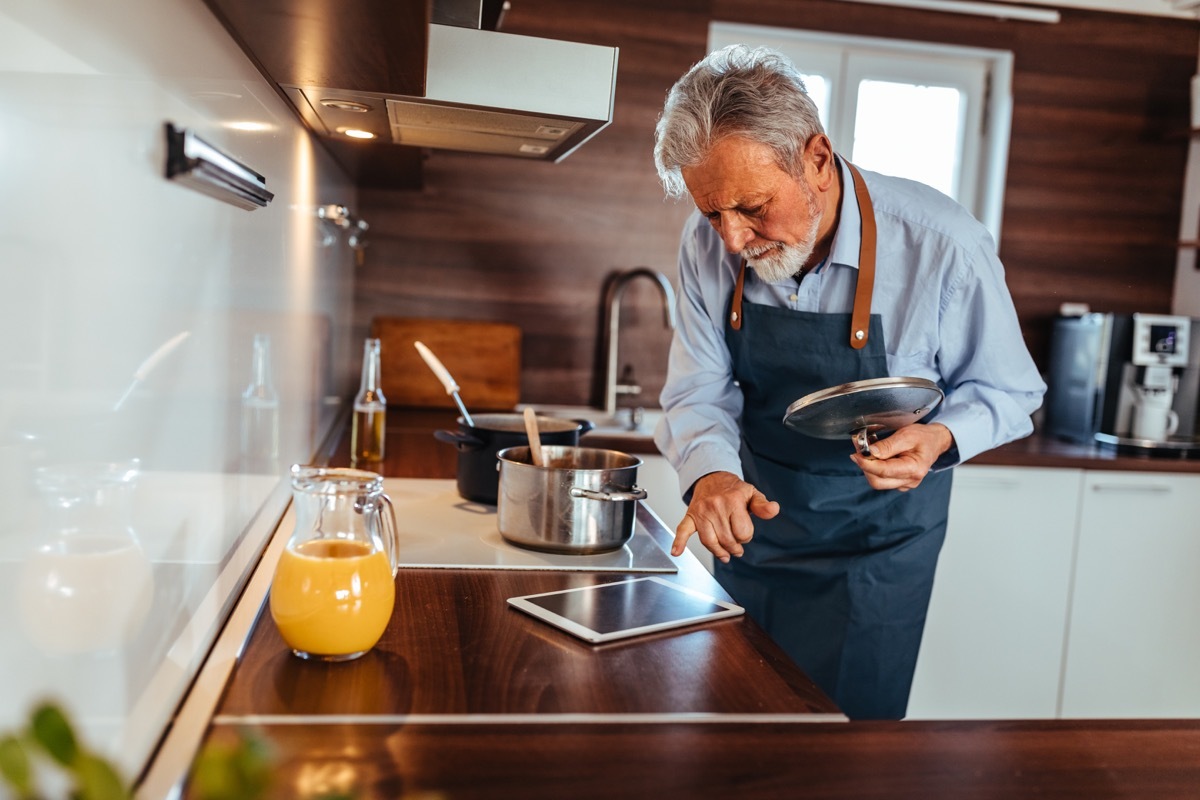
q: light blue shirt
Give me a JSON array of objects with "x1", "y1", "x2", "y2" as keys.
[{"x1": 655, "y1": 157, "x2": 1047, "y2": 496}]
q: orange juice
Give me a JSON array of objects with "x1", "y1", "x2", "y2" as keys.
[{"x1": 269, "y1": 538, "x2": 395, "y2": 659}]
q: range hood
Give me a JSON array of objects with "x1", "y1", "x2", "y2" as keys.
[{"x1": 283, "y1": 23, "x2": 618, "y2": 162}]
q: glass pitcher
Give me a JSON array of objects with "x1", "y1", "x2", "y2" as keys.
[{"x1": 269, "y1": 465, "x2": 400, "y2": 661}]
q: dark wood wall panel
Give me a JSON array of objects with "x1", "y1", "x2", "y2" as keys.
[{"x1": 357, "y1": 0, "x2": 1198, "y2": 408}]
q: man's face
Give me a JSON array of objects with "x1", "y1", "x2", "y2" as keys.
[{"x1": 682, "y1": 136, "x2": 826, "y2": 283}]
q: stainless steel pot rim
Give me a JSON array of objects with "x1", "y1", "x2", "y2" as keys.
[
  {"x1": 459, "y1": 413, "x2": 584, "y2": 434},
  {"x1": 497, "y1": 445, "x2": 642, "y2": 470}
]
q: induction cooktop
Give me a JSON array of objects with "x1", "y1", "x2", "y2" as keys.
[{"x1": 383, "y1": 478, "x2": 677, "y2": 573}]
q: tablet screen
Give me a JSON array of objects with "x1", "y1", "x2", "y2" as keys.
[{"x1": 508, "y1": 577, "x2": 744, "y2": 643}]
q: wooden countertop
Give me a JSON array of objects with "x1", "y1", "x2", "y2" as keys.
[{"x1": 183, "y1": 408, "x2": 1200, "y2": 798}]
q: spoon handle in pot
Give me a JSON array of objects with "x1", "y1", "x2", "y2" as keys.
[
  {"x1": 414, "y1": 341, "x2": 475, "y2": 427},
  {"x1": 523, "y1": 407, "x2": 545, "y2": 467}
]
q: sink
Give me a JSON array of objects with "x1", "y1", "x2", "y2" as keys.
[{"x1": 519, "y1": 404, "x2": 664, "y2": 439}]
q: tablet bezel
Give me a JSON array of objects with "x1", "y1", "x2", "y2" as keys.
[{"x1": 507, "y1": 576, "x2": 745, "y2": 644}]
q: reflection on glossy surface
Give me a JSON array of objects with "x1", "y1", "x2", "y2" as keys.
[
  {"x1": 18, "y1": 461, "x2": 153, "y2": 655},
  {"x1": 19, "y1": 533, "x2": 154, "y2": 655},
  {"x1": 0, "y1": 0, "x2": 357, "y2": 780}
]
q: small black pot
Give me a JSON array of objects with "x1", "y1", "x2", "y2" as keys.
[{"x1": 433, "y1": 413, "x2": 594, "y2": 504}]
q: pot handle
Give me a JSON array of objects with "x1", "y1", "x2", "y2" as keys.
[
  {"x1": 569, "y1": 485, "x2": 648, "y2": 502},
  {"x1": 433, "y1": 429, "x2": 484, "y2": 450},
  {"x1": 572, "y1": 418, "x2": 596, "y2": 435}
]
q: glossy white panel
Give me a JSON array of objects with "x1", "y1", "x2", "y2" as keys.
[{"x1": 0, "y1": 0, "x2": 359, "y2": 783}]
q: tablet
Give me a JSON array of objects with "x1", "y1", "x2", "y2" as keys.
[{"x1": 507, "y1": 576, "x2": 745, "y2": 644}]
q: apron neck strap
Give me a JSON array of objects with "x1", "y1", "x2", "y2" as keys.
[
  {"x1": 730, "y1": 258, "x2": 747, "y2": 330},
  {"x1": 846, "y1": 161, "x2": 877, "y2": 350}
]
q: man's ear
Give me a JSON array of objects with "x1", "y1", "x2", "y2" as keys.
[{"x1": 806, "y1": 134, "x2": 837, "y2": 190}]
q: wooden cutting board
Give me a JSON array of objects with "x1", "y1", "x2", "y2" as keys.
[{"x1": 370, "y1": 317, "x2": 521, "y2": 411}]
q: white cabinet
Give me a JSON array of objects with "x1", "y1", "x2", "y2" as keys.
[
  {"x1": 1060, "y1": 471, "x2": 1200, "y2": 718},
  {"x1": 907, "y1": 466, "x2": 1083, "y2": 719}
]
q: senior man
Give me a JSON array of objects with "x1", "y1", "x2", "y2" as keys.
[{"x1": 652, "y1": 44, "x2": 1045, "y2": 720}]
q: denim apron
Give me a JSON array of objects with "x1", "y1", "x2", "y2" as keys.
[{"x1": 715, "y1": 163, "x2": 952, "y2": 720}]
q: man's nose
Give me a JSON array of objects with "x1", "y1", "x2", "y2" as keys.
[{"x1": 721, "y1": 216, "x2": 754, "y2": 253}]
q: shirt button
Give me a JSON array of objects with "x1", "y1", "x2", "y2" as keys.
[{"x1": 789, "y1": 293, "x2": 798, "y2": 302}]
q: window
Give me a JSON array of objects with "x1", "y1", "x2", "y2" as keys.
[{"x1": 709, "y1": 22, "x2": 1013, "y2": 245}]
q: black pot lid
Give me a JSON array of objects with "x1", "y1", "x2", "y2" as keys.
[{"x1": 782, "y1": 377, "x2": 944, "y2": 443}]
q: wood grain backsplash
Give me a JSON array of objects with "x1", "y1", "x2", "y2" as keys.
[{"x1": 356, "y1": 0, "x2": 1199, "y2": 409}]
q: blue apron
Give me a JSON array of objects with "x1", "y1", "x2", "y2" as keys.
[{"x1": 715, "y1": 163, "x2": 953, "y2": 720}]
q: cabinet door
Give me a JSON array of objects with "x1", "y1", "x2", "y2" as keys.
[
  {"x1": 907, "y1": 466, "x2": 1082, "y2": 720},
  {"x1": 1061, "y1": 472, "x2": 1200, "y2": 718}
]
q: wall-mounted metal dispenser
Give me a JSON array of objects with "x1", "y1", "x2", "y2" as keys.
[{"x1": 164, "y1": 123, "x2": 274, "y2": 210}]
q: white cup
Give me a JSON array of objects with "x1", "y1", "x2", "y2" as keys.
[{"x1": 1132, "y1": 388, "x2": 1179, "y2": 442}]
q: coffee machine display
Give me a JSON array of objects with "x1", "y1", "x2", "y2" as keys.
[
  {"x1": 1045, "y1": 312, "x2": 1200, "y2": 458},
  {"x1": 1127, "y1": 314, "x2": 1188, "y2": 442}
]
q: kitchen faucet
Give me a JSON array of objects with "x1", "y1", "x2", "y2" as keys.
[{"x1": 601, "y1": 267, "x2": 676, "y2": 416}]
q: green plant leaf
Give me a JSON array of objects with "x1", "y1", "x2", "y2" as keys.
[
  {"x1": 229, "y1": 733, "x2": 274, "y2": 795},
  {"x1": 73, "y1": 752, "x2": 130, "y2": 800},
  {"x1": 190, "y1": 731, "x2": 275, "y2": 800},
  {"x1": 30, "y1": 703, "x2": 79, "y2": 767},
  {"x1": 0, "y1": 734, "x2": 34, "y2": 795}
]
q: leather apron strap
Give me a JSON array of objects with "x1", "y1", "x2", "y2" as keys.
[
  {"x1": 846, "y1": 162, "x2": 876, "y2": 350},
  {"x1": 728, "y1": 159, "x2": 877, "y2": 348},
  {"x1": 730, "y1": 257, "x2": 747, "y2": 330}
]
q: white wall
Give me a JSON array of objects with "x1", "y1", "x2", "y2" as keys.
[
  {"x1": 0, "y1": 0, "x2": 360, "y2": 783},
  {"x1": 1174, "y1": 41, "x2": 1200, "y2": 317}
]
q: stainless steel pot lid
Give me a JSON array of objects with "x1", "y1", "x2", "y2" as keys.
[{"x1": 782, "y1": 376, "x2": 944, "y2": 454}]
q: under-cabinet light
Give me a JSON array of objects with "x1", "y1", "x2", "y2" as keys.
[{"x1": 164, "y1": 122, "x2": 274, "y2": 210}]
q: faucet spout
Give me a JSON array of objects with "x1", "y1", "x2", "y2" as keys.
[{"x1": 601, "y1": 267, "x2": 677, "y2": 416}]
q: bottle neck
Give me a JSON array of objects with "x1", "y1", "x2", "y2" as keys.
[
  {"x1": 357, "y1": 339, "x2": 385, "y2": 404},
  {"x1": 245, "y1": 334, "x2": 276, "y2": 399}
]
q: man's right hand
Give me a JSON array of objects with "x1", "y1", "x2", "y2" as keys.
[{"x1": 671, "y1": 471, "x2": 780, "y2": 563}]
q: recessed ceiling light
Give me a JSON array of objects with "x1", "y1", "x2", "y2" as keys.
[
  {"x1": 338, "y1": 128, "x2": 376, "y2": 140},
  {"x1": 322, "y1": 99, "x2": 373, "y2": 112}
]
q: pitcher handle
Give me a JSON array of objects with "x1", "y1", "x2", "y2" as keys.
[{"x1": 379, "y1": 492, "x2": 400, "y2": 577}]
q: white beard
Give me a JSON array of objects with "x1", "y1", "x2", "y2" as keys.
[
  {"x1": 743, "y1": 241, "x2": 812, "y2": 283},
  {"x1": 741, "y1": 185, "x2": 823, "y2": 283}
]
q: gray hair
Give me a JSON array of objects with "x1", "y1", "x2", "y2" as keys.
[{"x1": 654, "y1": 44, "x2": 825, "y2": 198}]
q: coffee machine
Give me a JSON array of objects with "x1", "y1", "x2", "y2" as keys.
[{"x1": 1044, "y1": 312, "x2": 1200, "y2": 457}]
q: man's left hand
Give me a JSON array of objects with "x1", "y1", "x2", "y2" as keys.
[{"x1": 849, "y1": 422, "x2": 954, "y2": 491}]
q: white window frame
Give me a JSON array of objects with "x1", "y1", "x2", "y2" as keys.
[{"x1": 709, "y1": 22, "x2": 1014, "y2": 246}]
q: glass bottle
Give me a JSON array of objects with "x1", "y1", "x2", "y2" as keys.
[
  {"x1": 241, "y1": 333, "x2": 280, "y2": 471},
  {"x1": 351, "y1": 338, "x2": 387, "y2": 463}
]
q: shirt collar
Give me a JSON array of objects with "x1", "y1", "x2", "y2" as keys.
[{"x1": 825, "y1": 154, "x2": 863, "y2": 273}]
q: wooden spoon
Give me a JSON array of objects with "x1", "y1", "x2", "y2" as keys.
[{"x1": 523, "y1": 407, "x2": 545, "y2": 467}]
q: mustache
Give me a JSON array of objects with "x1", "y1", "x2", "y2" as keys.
[{"x1": 741, "y1": 242, "x2": 780, "y2": 261}]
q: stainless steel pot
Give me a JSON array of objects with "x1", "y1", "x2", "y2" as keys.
[
  {"x1": 496, "y1": 445, "x2": 646, "y2": 554},
  {"x1": 434, "y1": 413, "x2": 593, "y2": 504}
]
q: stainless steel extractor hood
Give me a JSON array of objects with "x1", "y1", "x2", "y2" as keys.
[{"x1": 282, "y1": 22, "x2": 618, "y2": 162}]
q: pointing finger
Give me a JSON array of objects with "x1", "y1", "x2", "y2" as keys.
[{"x1": 672, "y1": 514, "x2": 697, "y2": 557}]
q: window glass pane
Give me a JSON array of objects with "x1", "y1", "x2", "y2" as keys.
[
  {"x1": 799, "y1": 73, "x2": 830, "y2": 130},
  {"x1": 851, "y1": 79, "x2": 963, "y2": 199}
]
